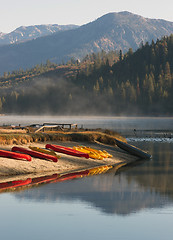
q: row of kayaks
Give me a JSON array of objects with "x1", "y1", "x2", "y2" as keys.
[
  {"x1": 0, "y1": 140, "x2": 151, "y2": 162},
  {"x1": 73, "y1": 146, "x2": 112, "y2": 160},
  {"x1": 0, "y1": 144, "x2": 113, "y2": 162}
]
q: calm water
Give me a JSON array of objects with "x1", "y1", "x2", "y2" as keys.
[
  {"x1": 0, "y1": 116, "x2": 173, "y2": 240},
  {"x1": 0, "y1": 115, "x2": 173, "y2": 131}
]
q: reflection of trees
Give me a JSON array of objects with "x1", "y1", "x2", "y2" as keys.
[
  {"x1": 125, "y1": 142, "x2": 173, "y2": 198},
  {"x1": 14, "y1": 141, "x2": 173, "y2": 216}
]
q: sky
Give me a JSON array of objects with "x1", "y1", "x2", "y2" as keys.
[{"x1": 1, "y1": 0, "x2": 173, "y2": 33}]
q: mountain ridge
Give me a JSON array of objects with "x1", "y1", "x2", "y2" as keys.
[
  {"x1": 0, "y1": 24, "x2": 79, "y2": 46},
  {"x1": 1, "y1": 11, "x2": 173, "y2": 74}
]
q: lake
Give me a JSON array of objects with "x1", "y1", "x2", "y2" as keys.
[{"x1": 0, "y1": 116, "x2": 173, "y2": 240}]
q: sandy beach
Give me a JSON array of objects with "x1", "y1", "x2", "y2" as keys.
[{"x1": 0, "y1": 140, "x2": 138, "y2": 182}]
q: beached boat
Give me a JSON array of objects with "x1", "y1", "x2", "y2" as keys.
[
  {"x1": 115, "y1": 139, "x2": 151, "y2": 159},
  {"x1": 0, "y1": 149, "x2": 32, "y2": 161},
  {"x1": 46, "y1": 144, "x2": 89, "y2": 158},
  {"x1": 73, "y1": 146, "x2": 112, "y2": 159},
  {"x1": 29, "y1": 146, "x2": 61, "y2": 158},
  {"x1": 12, "y1": 146, "x2": 58, "y2": 162}
]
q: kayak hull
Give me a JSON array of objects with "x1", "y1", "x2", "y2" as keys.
[
  {"x1": 12, "y1": 146, "x2": 58, "y2": 162},
  {"x1": 46, "y1": 144, "x2": 89, "y2": 158},
  {"x1": 0, "y1": 149, "x2": 32, "y2": 161}
]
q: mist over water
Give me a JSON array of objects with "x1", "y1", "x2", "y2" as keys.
[{"x1": 1, "y1": 115, "x2": 173, "y2": 131}]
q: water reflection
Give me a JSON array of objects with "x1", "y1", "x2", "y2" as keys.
[
  {"x1": 1, "y1": 115, "x2": 173, "y2": 131},
  {"x1": 11, "y1": 141, "x2": 173, "y2": 216}
]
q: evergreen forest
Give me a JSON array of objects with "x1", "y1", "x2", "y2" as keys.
[{"x1": 0, "y1": 35, "x2": 173, "y2": 115}]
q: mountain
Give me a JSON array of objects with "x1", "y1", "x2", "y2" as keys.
[
  {"x1": 0, "y1": 24, "x2": 78, "y2": 46},
  {"x1": 1, "y1": 11, "x2": 173, "y2": 74}
]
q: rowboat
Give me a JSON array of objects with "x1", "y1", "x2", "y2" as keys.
[
  {"x1": 12, "y1": 146, "x2": 58, "y2": 162},
  {"x1": 115, "y1": 139, "x2": 151, "y2": 159},
  {"x1": 0, "y1": 149, "x2": 32, "y2": 161},
  {"x1": 46, "y1": 144, "x2": 89, "y2": 158}
]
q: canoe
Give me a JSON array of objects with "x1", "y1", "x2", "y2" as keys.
[
  {"x1": 115, "y1": 139, "x2": 151, "y2": 159},
  {"x1": 46, "y1": 144, "x2": 89, "y2": 159},
  {"x1": 12, "y1": 146, "x2": 58, "y2": 162},
  {"x1": 0, "y1": 149, "x2": 32, "y2": 161}
]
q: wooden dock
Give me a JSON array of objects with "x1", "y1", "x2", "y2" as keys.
[{"x1": 35, "y1": 123, "x2": 78, "y2": 133}]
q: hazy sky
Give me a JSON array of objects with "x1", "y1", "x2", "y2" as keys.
[{"x1": 1, "y1": 0, "x2": 173, "y2": 33}]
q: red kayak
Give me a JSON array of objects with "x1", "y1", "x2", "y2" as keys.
[
  {"x1": 0, "y1": 178, "x2": 32, "y2": 190},
  {"x1": 45, "y1": 144, "x2": 89, "y2": 158},
  {"x1": 12, "y1": 146, "x2": 58, "y2": 162},
  {"x1": 0, "y1": 149, "x2": 32, "y2": 161}
]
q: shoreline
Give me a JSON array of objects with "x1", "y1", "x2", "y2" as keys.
[
  {"x1": 0, "y1": 129, "x2": 151, "y2": 189},
  {"x1": 0, "y1": 140, "x2": 139, "y2": 181}
]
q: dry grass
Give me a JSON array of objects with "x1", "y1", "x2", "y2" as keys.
[{"x1": 0, "y1": 129, "x2": 126, "y2": 145}]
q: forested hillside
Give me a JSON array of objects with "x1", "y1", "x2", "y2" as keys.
[
  {"x1": 0, "y1": 35, "x2": 172, "y2": 115},
  {"x1": 72, "y1": 35, "x2": 173, "y2": 115}
]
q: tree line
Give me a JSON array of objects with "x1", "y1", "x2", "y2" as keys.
[
  {"x1": 72, "y1": 35, "x2": 173, "y2": 115},
  {"x1": 0, "y1": 36, "x2": 172, "y2": 115}
]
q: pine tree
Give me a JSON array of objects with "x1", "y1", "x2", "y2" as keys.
[{"x1": 164, "y1": 61, "x2": 172, "y2": 89}]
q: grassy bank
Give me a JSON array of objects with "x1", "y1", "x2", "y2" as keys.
[{"x1": 0, "y1": 129, "x2": 126, "y2": 145}]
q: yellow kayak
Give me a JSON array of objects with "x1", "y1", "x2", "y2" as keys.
[
  {"x1": 73, "y1": 146, "x2": 112, "y2": 159},
  {"x1": 73, "y1": 146, "x2": 103, "y2": 160},
  {"x1": 29, "y1": 146, "x2": 61, "y2": 158}
]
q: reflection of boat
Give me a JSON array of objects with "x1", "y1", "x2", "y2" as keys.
[
  {"x1": 12, "y1": 146, "x2": 58, "y2": 162},
  {"x1": 0, "y1": 178, "x2": 32, "y2": 190},
  {"x1": 88, "y1": 165, "x2": 112, "y2": 175},
  {"x1": 0, "y1": 159, "x2": 134, "y2": 193},
  {"x1": 0, "y1": 149, "x2": 32, "y2": 161},
  {"x1": 31, "y1": 174, "x2": 59, "y2": 185},
  {"x1": 115, "y1": 139, "x2": 151, "y2": 159},
  {"x1": 46, "y1": 144, "x2": 89, "y2": 158},
  {"x1": 57, "y1": 170, "x2": 90, "y2": 182}
]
